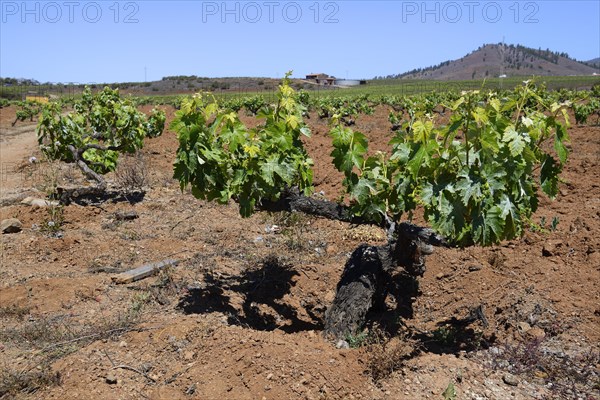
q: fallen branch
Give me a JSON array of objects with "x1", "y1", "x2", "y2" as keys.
[{"x1": 41, "y1": 327, "x2": 132, "y2": 352}]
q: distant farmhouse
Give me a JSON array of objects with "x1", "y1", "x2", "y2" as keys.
[
  {"x1": 305, "y1": 73, "x2": 336, "y2": 86},
  {"x1": 305, "y1": 73, "x2": 367, "y2": 87}
]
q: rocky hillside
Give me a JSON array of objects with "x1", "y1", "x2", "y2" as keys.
[{"x1": 385, "y1": 43, "x2": 600, "y2": 80}]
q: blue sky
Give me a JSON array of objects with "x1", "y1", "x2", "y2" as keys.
[{"x1": 1, "y1": 0, "x2": 599, "y2": 83}]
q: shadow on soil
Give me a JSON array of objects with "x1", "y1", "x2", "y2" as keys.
[
  {"x1": 178, "y1": 255, "x2": 323, "y2": 333},
  {"x1": 367, "y1": 274, "x2": 493, "y2": 356},
  {"x1": 55, "y1": 188, "x2": 145, "y2": 206}
]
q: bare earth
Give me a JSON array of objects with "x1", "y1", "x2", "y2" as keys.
[{"x1": 0, "y1": 104, "x2": 598, "y2": 400}]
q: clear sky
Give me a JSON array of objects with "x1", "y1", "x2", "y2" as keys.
[{"x1": 1, "y1": 0, "x2": 599, "y2": 83}]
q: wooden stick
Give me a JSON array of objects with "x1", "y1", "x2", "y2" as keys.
[{"x1": 112, "y1": 259, "x2": 179, "y2": 284}]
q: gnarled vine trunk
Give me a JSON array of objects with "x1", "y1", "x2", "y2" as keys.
[{"x1": 259, "y1": 188, "x2": 448, "y2": 339}]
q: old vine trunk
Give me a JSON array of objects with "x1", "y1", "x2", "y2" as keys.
[{"x1": 259, "y1": 188, "x2": 447, "y2": 339}]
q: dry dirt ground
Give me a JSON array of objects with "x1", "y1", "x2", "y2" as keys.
[{"x1": 0, "y1": 103, "x2": 599, "y2": 400}]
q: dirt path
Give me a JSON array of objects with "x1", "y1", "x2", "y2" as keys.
[{"x1": 0, "y1": 122, "x2": 41, "y2": 199}]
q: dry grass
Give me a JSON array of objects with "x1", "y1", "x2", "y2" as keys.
[
  {"x1": 365, "y1": 329, "x2": 420, "y2": 382},
  {"x1": 115, "y1": 153, "x2": 148, "y2": 191},
  {"x1": 0, "y1": 304, "x2": 144, "y2": 397},
  {"x1": 0, "y1": 364, "x2": 61, "y2": 398},
  {"x1": 0, "y1": 305, "x2": 31, "y2": 321},
  {"x1": 489, "y1": 337, "x2": 600, "y2": 399}
]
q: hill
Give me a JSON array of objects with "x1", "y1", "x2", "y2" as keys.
[
  {"x1": 585, "y1": 57, "x2": 600, "y2": 68},
  {"x1": 383, "y1": 43, "x2": 600, "y2": 80}
]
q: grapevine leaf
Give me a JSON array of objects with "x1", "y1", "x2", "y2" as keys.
[
  {"x1": 472, "y1": 205, "x2": 504, "y2": 246},
  {"x1": 481, "y1": 165, "x2": 506, "y2": 195},
  {"x1": 498, "y1": 195, "x2": 519, "y2": 237},
  {"x1": 479, "y1": 128, "x2": 501, "y2": 154},
  {"x1": 299, "y1": 126, "x2": 311, "y2": 137},
  {"x1": 261, "y1": 156, "x2": 292, "y2": 186},
  {"x1": 239, "y1": 196, "x2": 256, "y2": 218},
  {"x1": 456, "y1": 174, "x2": 482, "y2": 205},
  {"x1": 389, "y1": 142, "x2": 411, "y2": 163},
  {"x1": 420, "y1": 182, "x2": 434, "y2": 207},
  {"x1": 540, "y1": 155, "x2": 561, "y2": 198},
  {"x1": 406, "y1": 145, "x2": 428, "y2": 178},
  {"x1": 502, "y1": 127, "x2": 528, "y2": 156},
  {"x1": 443, "y1": 119, "x2": 462, "y2": 146},
  {"x1": 554, "y1": 124, "x2": 569, "y2": 164},
  {"x1": 350, "y1": 177, "x2": 377, "y2": 204},
  {"x1": 331, "y1": 147, "x2": 362, "y2": 175},
  {"x1": 412, "y1": 120, "x2": 433, "y2": 143},
  {"x1": 286, "y1": 115, "x2": 299, "y2": 129}
]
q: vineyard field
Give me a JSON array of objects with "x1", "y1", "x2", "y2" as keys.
[{"x1": 0, "y1": 84, "x2": 599, "y2": 399}]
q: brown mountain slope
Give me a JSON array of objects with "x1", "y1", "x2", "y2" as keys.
[
  {"x1": 586, "y1": 57, "x2": 600, "y2": 68},
  {"x1": 394, "y1": 43, "x2": 600, "y2": 80}
]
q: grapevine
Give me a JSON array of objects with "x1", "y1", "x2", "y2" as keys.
[
  {"x1": 173, "y1": 72, "x2": 313, "y2": 217},
  {"x1": 332, "y1": 81, "x2": 571, "y2": 245},
  {"x1": 37, "y1": 87, "x2": 165, "y2": 187},
  {"x1": 173, "y1": 77, "x2": 571, "y2": 247}
]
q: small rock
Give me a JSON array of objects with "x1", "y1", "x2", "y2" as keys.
[
  {"x1": 526, "y1": 327, "x2": 546, "y2": 340},
  {"x1": 21, "y1": 197, "x2": 59, "y2": 208},
  {"x1": 118, "y1": 341, "x2": 127, "y2": 348},
  {"x1": 336, "y1": 340, "x2": 349, "y2": 349},
  {"x1": 517, "y1": 321, "x2": 531, "y2": 333},
  {"x1": 265, "y1": 224, "x2": 280, "y2": 234},
  {"x1": 502, "y1": 373, "x2": 519, "y2": 387},
  {"x1": 105, "y1": 374, "x2": 118, "y2": 384},
  {"x1": 542, "y1": 240, "x2": 563, "y2": 257},
  {"x1": 185, "y1": 384, "x2": 196, "y2": 395},
  {"x1": 1, "y1": 218, "x2": 22, "y2": 234},
  {"x1": 140, "y1": 363, "x2": 153, "y2": 373},
  {"x1": 468, "y1": 265, "x2": 482, "y2": 272},
  {"x1": 114, "y1": 211, "x2": 138, "y2": 221}
]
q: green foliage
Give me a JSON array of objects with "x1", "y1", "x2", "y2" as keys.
[
  {"x1": 345, "y1": 330, "x2": 370, "y2": 348},
  {"x1": 12, "y1": 100, "x2": 43, "y2": 126},
  {"x1": 172, "y1": 71, "x2": 313, "y2": 217},
  {"x1": 41, "y1": 204, "x2": 64, "y2": 235},
  {"x1": 36, "y1": 87, "x2": 165, "y2": 176},
  {"x1": 331, "y1": 81, "x2": 571, "y2": 246},
  {"x1": 242, "y1": 95, "x2": 266, "y2": 115},
  {"x1": 442, "y1": 382, "x2": 457, "y2": 400},
  {"x1": 432, "y1": 326, "x2": 459, "y2": 346},
  {"x1": 573, "y1": 98, "x2": 600, "y2": 125},
  {"x1": 173, "y1": 75, "x2": 571, "y2": 247},
  {"x1": 533, "y1": 215, "x2": 560, "y2": 233},
  {"x1": 315, "y1": 95, "x2": 374, "y2": 124}
]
